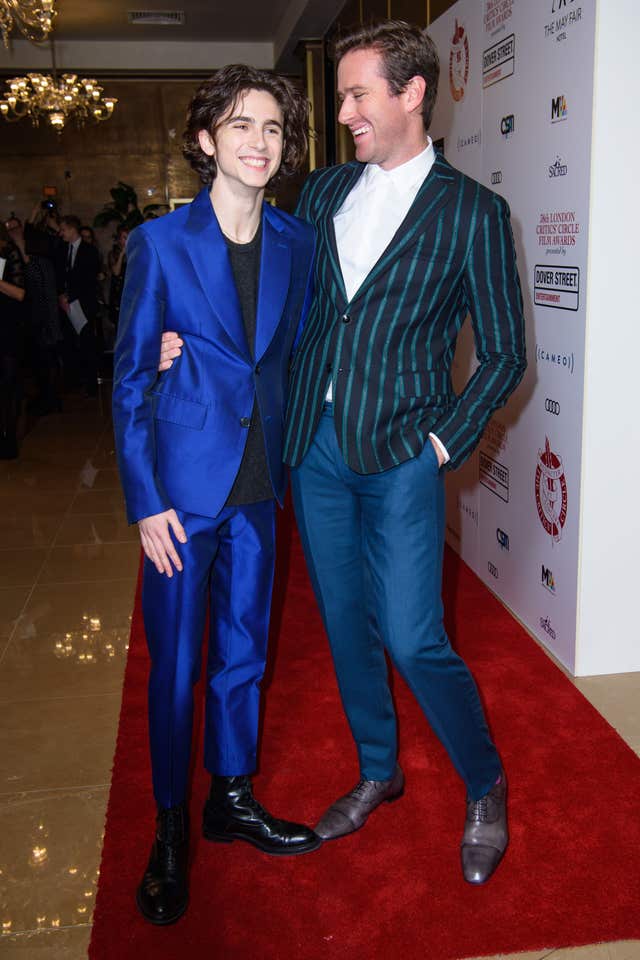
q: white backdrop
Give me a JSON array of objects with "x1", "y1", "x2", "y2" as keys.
[{"x1": 428, "y1": 0, "x2": 597, "y2": 673}]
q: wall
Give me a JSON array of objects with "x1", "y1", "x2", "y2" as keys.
[
  {"x1": 576, "y1": 0, "x2": 640, "y2": 675},
  {"x1": 1, "y1": 76, "x2": 306, "y2": 249},
  {"x1": 1, "y1": 80, "x2": 200, "y2": 235}
]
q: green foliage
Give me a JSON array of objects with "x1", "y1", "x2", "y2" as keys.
[{"x1": 92, "y1": 181, "x2": 167, "y2": 230}]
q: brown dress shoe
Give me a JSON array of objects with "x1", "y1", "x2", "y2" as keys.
[
  {"x1": 461, "y1": 773, "x2": 508, "y2": 884},
  {"x1": 315, "y1": 766, "x2": 404, "y2": 841}
]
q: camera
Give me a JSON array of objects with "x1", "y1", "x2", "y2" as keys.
[{"x1": 41, "y1": 198, "x2": 57, "y2": 212}]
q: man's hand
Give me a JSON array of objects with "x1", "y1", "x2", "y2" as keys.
[
  {"x1": 138, "y1": 509, "x2": 188, "y2": 577},
  {"x1": 159, "y1": 331, "x2": 183, "y2": 371},
  {"x1": 58, "y1": 293, "x2": 69, "y2": 314}
]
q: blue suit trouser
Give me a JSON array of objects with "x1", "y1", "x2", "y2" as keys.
[
  {"x1": 141, "y1": 500, "x2": 275, "y2": 809},
  {"x1": 291, "y1": 408, "x2": 501, "y2": 801}
]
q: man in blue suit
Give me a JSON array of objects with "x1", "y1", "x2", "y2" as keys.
[{"x1": 113, "y1": 65, "x2": 320, "y2": 926}]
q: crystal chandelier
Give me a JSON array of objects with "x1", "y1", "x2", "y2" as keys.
[
  {"x1": 0, "y1": 71, "x2": 118, "y2": 130},
  {"x1": 0, "y1": 0, "x2": 56, "y2": 48}
]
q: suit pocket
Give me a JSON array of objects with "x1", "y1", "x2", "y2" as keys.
[
  {"x1": 151, "y1": 392, "x2": 208, "y2": 430},
  {"x1": 396, "y1": 370, "x2": 452, "y2": 403}
]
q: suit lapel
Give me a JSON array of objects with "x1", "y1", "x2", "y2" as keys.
[
  {"x1": 185, "y1": 188, "x2": 250, "y2": 359},
  {"x1": 350, "y1": 154, "x2": 457, "y2": 305},
  {"x1": 320, "y1": 163, "x2": 365, "y2": 308},
  {"x1": 254, "y1": 205, "x2": 291, "y2": 362}
]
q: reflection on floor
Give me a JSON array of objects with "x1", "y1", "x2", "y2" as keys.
[{"x1": 1, "y1": 394, "x2": 638, "y2": 959}]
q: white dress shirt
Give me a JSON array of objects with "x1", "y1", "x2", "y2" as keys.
[
  {"x1": 69, "y1": 235, "x2": 82, "y2": 268},
  {"x1": 330, "y1": 140, "x2": 449, "y2": 463}
]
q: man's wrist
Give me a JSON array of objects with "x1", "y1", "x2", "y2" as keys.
[{"x1": 428, "y1": 432, "x2": 449, "y2": 467}]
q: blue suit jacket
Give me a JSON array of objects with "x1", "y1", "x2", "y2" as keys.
[{"x1": 113, "y1": 187, "x2": 315, "y2": 523}]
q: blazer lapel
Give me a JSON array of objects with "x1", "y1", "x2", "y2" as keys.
[
  {"x1": 185, "y1": 188, "x2": 250, "y2": 359},
  {"x1": 321, "y1": 163, "x2": 365, "y2": 309},
  {"x1": 350, "y1": 154, "x2": 456, "y2": 305},
  {"x1": 254, "y1": 204, "x2": 291, "y2": 362}
]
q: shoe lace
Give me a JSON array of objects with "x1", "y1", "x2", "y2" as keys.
[
  {"x1": 351, "y1": 778, "x2": 370, "y2": 800},
  {"x1": 469, "y1": 795, "x2": 489, "y2": 823}
]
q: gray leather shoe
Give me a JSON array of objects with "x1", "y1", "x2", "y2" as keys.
[
  {"x1": 315, "y1": 766, "x2": 404, "y2": 841},
  {"x1": 461, "y1": 773, "x2": 508, "y2": 884}
]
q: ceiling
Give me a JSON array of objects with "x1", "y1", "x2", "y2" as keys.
[
  {"x1": 0, "y1": 0, "x2": 346, "y2": 74},
  {"x1": 52, "y1": 0, "x2": 292, "y2": 43}
]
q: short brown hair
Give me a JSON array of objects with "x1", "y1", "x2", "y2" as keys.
[
  {"x1": 183, "y1": 64, "x2": 310, "y2": 186},
  {"x1": 59, "y1": 214, "x2": 82, "y2": 233},
  {"x1": 334, "y1": 20, "x2": 440, "y2": 132}
]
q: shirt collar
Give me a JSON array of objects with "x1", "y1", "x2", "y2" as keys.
[
  {"x1": 72, "y1": 237, "x2": 82, "y2": 252},
  {"x1": 364, "y1": 139, "x2": 434, "y2": 195}
]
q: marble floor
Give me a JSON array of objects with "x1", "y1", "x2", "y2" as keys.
[{"x1": 0, "y1": 394, "x2": 638, "y2": 959}]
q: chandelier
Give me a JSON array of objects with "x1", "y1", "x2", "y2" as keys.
[
  {"x1": 0, "y1": 0, "x2": 56, "y2": 48},
  {"x1": 0, "y1": 71, "x2": 118, "y2": 129}
]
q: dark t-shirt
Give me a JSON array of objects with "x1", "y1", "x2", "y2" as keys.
[{"x1": 224, "y1": 222, "x2": 274, "y2": 506}]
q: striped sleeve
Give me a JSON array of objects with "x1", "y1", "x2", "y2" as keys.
[{"x1": 431, "y1": 193, "x2": 526, "y2": 469}]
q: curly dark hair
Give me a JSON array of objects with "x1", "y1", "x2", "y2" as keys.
[
  {"x1": 334, "y1": 20, "x2": 440, "y2": 132},
  {"x1": 183, "y1": 64, "x2": 310, "y2": 186}
]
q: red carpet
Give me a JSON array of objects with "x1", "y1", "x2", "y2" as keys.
[{"x1": 90, "y1": 509, "x2": 640, "y2": 959}]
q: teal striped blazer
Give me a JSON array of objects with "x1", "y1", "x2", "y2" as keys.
[{"x1": 283, "y1": 153, "x2": 526, "y2": 473}]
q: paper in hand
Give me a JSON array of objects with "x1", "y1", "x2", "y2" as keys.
[{"x1": 68, "y1": 298, "x2": 88, "y2": 335}]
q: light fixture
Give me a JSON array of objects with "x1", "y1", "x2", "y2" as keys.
[
  {"x1": 0, "y1": 0, "x2": 56, "y2": 49},
  {"x1": 0, "y1": 43, "x2": 117, "y2": 131}
]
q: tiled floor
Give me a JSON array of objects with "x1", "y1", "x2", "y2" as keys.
[{"x1": 0, "y1": 396, "x2": 638, "y2": 959}]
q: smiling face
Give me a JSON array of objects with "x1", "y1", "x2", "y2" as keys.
[
  {"x1": 198, "y1": 87, "x2": 284, "y2": 197},
  {"x1": 337, "y1": 47, "x2": 427, "y2": 170}
]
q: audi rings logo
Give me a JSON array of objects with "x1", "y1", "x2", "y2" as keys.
[{"x1": 545, "y1": 398, "x2": 561, "y2": 415}]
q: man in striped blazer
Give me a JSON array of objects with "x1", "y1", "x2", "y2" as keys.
[{"x1": 284, "y1": 21, "x2": 526, "y2": 884}]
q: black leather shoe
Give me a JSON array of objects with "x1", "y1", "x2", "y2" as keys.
[
  {"x1": 315, "y1": 766, "x2": 404, "y2": 840},
  {"x1": 202, "y1": 775, "x2": 321, "y2": 856},
  {"x1": 461, "y1": 773, "x2": 508, "y2": 884},
  {"x1": 136, "y1": 804, "x2": 189, "y2": 924}
]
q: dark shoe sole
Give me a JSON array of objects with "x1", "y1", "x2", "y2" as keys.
[
  {"x1": 135, "y1": 888, "x2": 189, "y2": 925},
  {"x1": 202, "y1": 825, "x2": 322, "y2": 856}
]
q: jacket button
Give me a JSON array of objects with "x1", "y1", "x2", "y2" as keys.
[
  {"x1": 240, "y1": 417, "x2": 250, "y2": 428},
  {"x1": 341, "y1": 314, "x2": 351, "y2": 324},
  {"x1": 255, "y1": 364, "x2": 261, "y2": 375}
]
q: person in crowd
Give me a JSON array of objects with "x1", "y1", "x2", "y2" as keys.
[
  {"x1": 0, "y1": 217, "x2": 26, "y2": 458},
  {"x1": 57, "y1": 214, "x2": 100, "y2": 396},
  {"x1": 7, "y1": 217, "x2": 62, "y2": 416},
  {"x1": 107, "y1": 225, "x2": 128, "y2": 328},
  {"x1": 112, "y1": 64, "x2": 320, "y2": 927}
]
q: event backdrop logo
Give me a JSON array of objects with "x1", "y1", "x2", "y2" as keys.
[
  {"x1": 480, "y1": 450, "x2": 509, "y2": 502},
  {"x1": 551, "y1": 95, "x2": 568, "y2": 122},
  {"x1": 542, "y1": 564, "x2": 556, "y2": 594},
  {"x1": 535, "y1": 437, "x2": 568, "y2": 543},
  {"x1": 549, "y1": 156, "x2": 568, "y2": 177},
  {"x1": 536, "y1": 211, "x2": 580, "y2": 255},
  {"x1": 536, "y1": 345, "x2": 576, "y2": 375},
  {"x1": 496, "y1": 528, "x2": 510, "y2": 551},
  {"x1": 449, "y1": 19, "x2": 470, "y2": 102},
  {"x1": 534, "y1": 265, "x2": 580, "y2": 309},
  {"x1": 501, "y1": 114, "x2": 515, "y2": 139},
  {"x1": 545, "y1": 0, "x2": 583, "y2": 42},
  {"x1": 485, "y1": 0, "x2": 513, "y2": 35},
  {"x1": 483, "y1": 34, "x2": 515, "y2": 88}
]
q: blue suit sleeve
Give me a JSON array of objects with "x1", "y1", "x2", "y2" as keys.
[{"x1": 112, "y1": 226, "x2": 172, "y2": 523}]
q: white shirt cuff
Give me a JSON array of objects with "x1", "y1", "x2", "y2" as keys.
[{"x1": 428, "y1": 432, "x2": 450, "y2": 465}]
